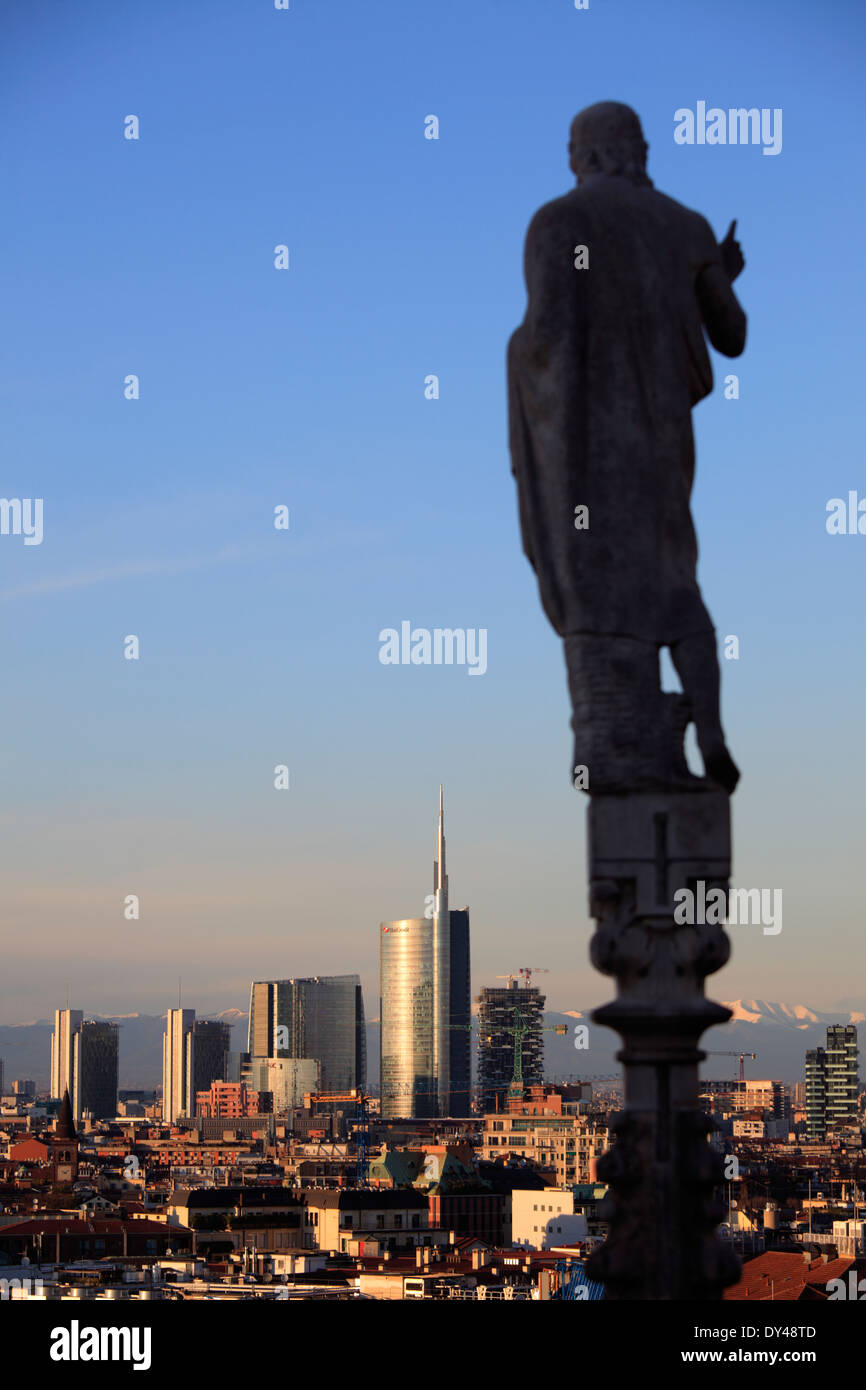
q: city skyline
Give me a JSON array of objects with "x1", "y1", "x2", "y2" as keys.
[
  {"x1": 7, "y1": 776, "x2": 866, "y2": 1027},
  {"x1": 15, "y1": 992, "x2": 865, "y2": 1095},
  {"x1": 379, "y1": 789, "x2": 472, "y2": 1116},
  {"x1": 1, "y1": 0, "x2": 862, "y2": 1333},
  {"x1": 3, "y1": 0, "x2": 865, "y2": 1030}
]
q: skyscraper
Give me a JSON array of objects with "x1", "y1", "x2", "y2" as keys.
[
  {"x1": 50, "y1": 1010, "x2": 118, "y2": 1123},
  {"x1": 432, "y1": 785, "x2": 450, "y2": 1115},
  {"x1": 246, "y1": 976, "x2": 365, "y2": 1093},
  {"x1": 449, "y1": 908, "x2": 472, "y2": 1116},
  {"x1": 380, "y1": 918, "x2": 435, "y2": 1118},
  {"x1": 805, "y1": 1047, "x2": 826, "y2": 1139},
  {"x1": 73, "y1": 1021, "x2": 119, "y2": 1122},
  {"x1": 825, "y1": 1025, "x2": 860, "y2": 1132},
  {"x1": 50, "y1": 1008, "x2": 83, "y2": 1101},
  {"x1": 162, "y1": 1011, "x2": 231, "y2": 1121},
  {"x1": 805, "y1": 1024, "x2": 859, "y2": 1139},
  {"x1": 379, "y1": 790, "x2": 472, "y2": 1118},
  {"x1": 189, "y1": 1019, "x2": 232, "y2": 1101},
  {"x1": 163, "y1": 1008, "x2": 195, "y2": 1122},
  {"x1": 476, "y1": 977, "x2": 546, "y2": 1112}
]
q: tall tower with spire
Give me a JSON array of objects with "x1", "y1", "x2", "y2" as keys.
[
  {"x1": 379, "y1": 789, "x2": 471, "y2": 1119},
  {"x1": 50, "y1": 1089, "x2": 79, "y2": 1185},
  {"x1": 432, "y1": 785, "x2": 450, "y2": 1115}
]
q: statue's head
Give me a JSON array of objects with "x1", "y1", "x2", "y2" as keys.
[{"x1": 569, "y1": 102, "x2": 650, "y2": 185}]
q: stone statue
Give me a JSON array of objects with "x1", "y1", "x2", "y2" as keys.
[{"x1": 508, "y1": 101, "x2": 746, "y2": 795}]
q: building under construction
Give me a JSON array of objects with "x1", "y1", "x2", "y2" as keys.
[{"x1": 476, "y1": 978, "x2": 545, "y2": 1112}]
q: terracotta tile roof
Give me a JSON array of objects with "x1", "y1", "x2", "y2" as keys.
[
  {"x1": 0, "y1": 1217, "x2": 188, "y2": 1237},
  {"x1": 724, "y1": 1251, "x2": 853, "y2": 1301}
]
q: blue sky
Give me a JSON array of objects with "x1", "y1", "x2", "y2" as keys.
[{"x1": 1, "y1": 0, "x2": 864, "y2": 1028}]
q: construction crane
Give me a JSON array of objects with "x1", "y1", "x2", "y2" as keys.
[
  {"x1": 706, "y1": 1052, "x2": 757, "y2": 1083},
  {"x1": 450, "y1": 1011, "x2": 572, "y2": 1104},
  {"x1": 489, "y1": 1007, "x2": 568, "y2": 1101},
  {"x1": 304, "y1": 1090, "x2": 371, "y2": 1185},
  {"x1": 493, "y1": 968, "x2": 551, "y2": 990},
  {"x1": 446, "y1": 1015, "x2": 568, "y2": 1102},
  {"x1": 379, "y1": 1014, "x2": 584, "y2": 1114},
  {"x1": 518, "y1": 967, "x2": 550, "y2": 989},
  {"x1": 550, "y1": 1074, "x2": 621, "y2": 1085}
]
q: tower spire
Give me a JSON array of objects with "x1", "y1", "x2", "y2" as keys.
[
  {"x1": 432, "y1": 785, "x2": 451, "y2": 1115},
  {"x1": 435, "y1": 784, "x2": 447, "y2": 894}
]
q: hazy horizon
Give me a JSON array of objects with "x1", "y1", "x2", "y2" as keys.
[{"x1": 3, "y1": 0, "x2": 864, "y2": 1028}]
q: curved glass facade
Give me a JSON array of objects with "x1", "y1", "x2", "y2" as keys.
[
  {"x1": 378, "y1": 794, "x2": 471, "y2": 1119},
  {"x1": 380, "y1": 919, "x2": 435, "y2": 1119}
]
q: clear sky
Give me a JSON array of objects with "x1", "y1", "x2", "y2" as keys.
[{"x1": 1, "y1": 0, "x2": 864, "y2": 1027}]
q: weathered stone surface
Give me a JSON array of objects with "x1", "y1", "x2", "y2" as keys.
[
  {"x1": 508, "y1": 101, "x2": 745, "y2": 796},
  {"x1": 586, "y1": 792, "x2": 737, "y2": 1299},
  {"x1": 589, "y1": 789, "x2": 731, "y2": 919}
]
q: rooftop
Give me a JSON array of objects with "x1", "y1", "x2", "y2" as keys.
[{"x1": 724, "y1": 1251, "x2": 856, "y2": 1301}]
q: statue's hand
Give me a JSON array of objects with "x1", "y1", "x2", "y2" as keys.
[{"x1": 719, "y1": 219, "x2": 745, "y2": 281}]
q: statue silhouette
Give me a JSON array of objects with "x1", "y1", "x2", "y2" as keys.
[{"x1": 508, "y1": 102, "x2": 745, "y2": 794}]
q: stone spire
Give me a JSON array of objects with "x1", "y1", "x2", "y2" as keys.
[{"x1": 55, "y1": 1088, "x2": 76, "y2": 1141}]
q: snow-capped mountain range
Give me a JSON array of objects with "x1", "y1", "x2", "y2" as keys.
[
  {"x1": 1, "y1": 1001, "x2": 862, "y2": 1089},
  {"x1": 723, "y1": 1000, "x2": 866, "y2": 1027}
]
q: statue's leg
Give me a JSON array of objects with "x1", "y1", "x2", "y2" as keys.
[
  {"x1": 669, "y1": 631, "x2": 740, "y2": 793},
  {"x1": 564, "y1": 634, "x2": 665, "y2": 793},
  {"x1": 565, "y1": 633, "x2": 706, "y2": 793}
]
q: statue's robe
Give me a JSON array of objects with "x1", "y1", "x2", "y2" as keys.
[{"x1": 508, "y1": 172, "x2": 746, "y2": 645}]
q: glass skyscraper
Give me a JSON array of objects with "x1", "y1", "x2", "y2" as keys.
[
  {"x1": 380, "y1": 917, "x2": 436, "y2": 1118},
  {"x1": 247, "y1": 975, "x2": 366, "y2": 1093},
  {"x1": 189, "y1": 1019, "x2": 232, "y2": 1100},
  {"x1": 449, "y1": 908, "x2": 472, "y2": 1115},
  {"x1": 379, "y1": 791, "x2": 472, "y2": 1119},
  {"x1": 73, "y1": 1021, "x2": 119, "y2": 1122}
]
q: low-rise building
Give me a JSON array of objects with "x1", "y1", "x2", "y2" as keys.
[
  {"x1": 481, "y1": 1087, "x2": 608, "y2": 1185},
  {"x1": 511, "y1": 1187, "x2": 589, "y2": 1250},
  {"x1": 195, "y1": 1082, "x2": 270, "y2": 1119},
  {"x1": 305, "y1": 1189, "x2": 443, "y2": 1254}
]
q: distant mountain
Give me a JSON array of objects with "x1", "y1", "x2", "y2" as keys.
[
  {"x1": 724, "y1": 999, "x2": 866, "y2": 1027},
  {"x1": 2, "y1": 1001, "x2": 862, "y2": 1090},
  {"x1": 703, "y1": 1000, "x2": 866, "y2": 1084},
  {"x1": 361, "y1": 1003, "x2": 866, "y2": 1090},
  {"x1": 0, "y1": 1013, "x2": 248, "y2": 1091}
]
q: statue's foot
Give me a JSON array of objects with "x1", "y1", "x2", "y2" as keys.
[{"x1": 702, "y1": 743, "x2": 740, "y2": 794}]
